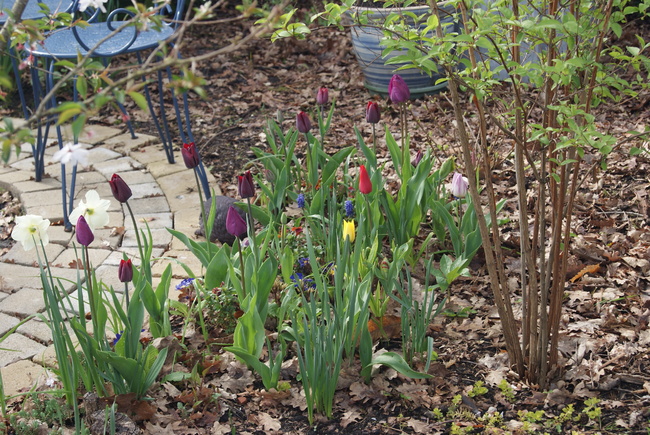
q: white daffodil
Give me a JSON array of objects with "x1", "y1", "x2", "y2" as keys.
[
  {"x1": 11, "y1": 214, "x2": 50, "y2": 251},
  {"x1": 78, "y1": 0, "x2": 107, "y2": 13},
  {"x1": 69, "y1": 190, "x2": 110, "y2": 230},
  {"x1": 52, "y1": 142, "x2": 90, "y2": 168}
]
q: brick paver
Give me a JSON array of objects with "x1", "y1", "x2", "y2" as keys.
[{"x1": 0, "y1": 120, "x2": 219, "y2": 395}]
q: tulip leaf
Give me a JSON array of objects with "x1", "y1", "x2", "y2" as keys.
[
  {"x1": 365, "y1": 352, "x2": 432, "y2": 379},
  {"x1": 205, "y1": 247, "x2": 229, "y2": 291},
  {"x1": 321, "y1": 146, "x2": 355, "y2": 188}
]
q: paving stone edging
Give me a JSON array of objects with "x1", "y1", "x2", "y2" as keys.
[{"x1": 0, "y1": 121, "x2": 218, "y2": 396}]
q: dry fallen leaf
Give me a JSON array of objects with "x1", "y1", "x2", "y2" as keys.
[
  {"x1": 340, "y1": 409, "x2": 362, "y2": 428},
  {"x1": 253, "y1": 411, "x2": 281, "y2": 433},
  {"x1": 570, "y1": 264, "x2": 601, "y2": 283}
]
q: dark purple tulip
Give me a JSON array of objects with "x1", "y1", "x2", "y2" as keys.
[
  {"x1": 181, "y1": 142, "x2": 200, "y2": 169},
  {"x1": 226, "y1": 206, "x2": 247, "y2": 238},
  {"x1": 109, "y1": 173, "x2": 132, "y2": 203},
  {"x1": 296, "y1": 111, "x2": 312, "y2": 134},
  {"x1": 388, "y1": 74, "x2": 410, "y2": 103},
  {"x1": 316, "y1": 87, "x2": 329, "y2": 106},
  {"x1": 411, "y1": 150, "x2": 424, "y2": 167},
  {"x1": 76, "y1": 215, "x2": 94, "y2": 246},
  {"x1": 118, "y1": 259, "x2": 133, "y2": 283},
  {"x1": 238, "y1": 171, "x2": 255, "y2": 199},
  {"x1": 366, "y1": 101, "x2": 380, "y2": 124}
]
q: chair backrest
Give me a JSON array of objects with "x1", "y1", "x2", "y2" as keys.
[
  {"x1": 0, "y1": 0, "x2": 73, "y2": 24},
  {"x1": 67, "y1": 0, "x2": 186, "y2": 56}
]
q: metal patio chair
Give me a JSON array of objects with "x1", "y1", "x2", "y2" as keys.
[
  {"x1": 0, "y1": 0, "x2": 72, "y2": 118},
  {"x1": 26, "y1": 0, "x2": 210, "y2": 229}
]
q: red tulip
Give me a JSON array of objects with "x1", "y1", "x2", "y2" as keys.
[
  {"x1": 118, "y1": 258, "x2": 133, "y2": 283},
  {"x1": 296, "y1": 111, "x2": 312, "y2": 134},
  {"x1": 365, "y1": 101, "x2": 380, "y2": 124},
  {"x1": 181, "y1": 142, "x2": 200, "y2": 169},
  {"x1": 317, "y1": 87, "x2": 329, "y2": 106},
  {"x1": 226, "y1": 206, "x2": 247, "y2": 238},
  {"x1": 75, "y1": 215, "x2": 94, "y2": 246},
  {"x1": 238, "y1": 171, "x2": 255, "y2": 199},
  {"x1": 109, "y1": 173, "x2": 132, "y2": 203},
  {"x1": 358, "y1": 165, "x2": 372, "y2": 194},
  {"x1": 388, "y1": 74, "x2": 410, "y2": 103}
]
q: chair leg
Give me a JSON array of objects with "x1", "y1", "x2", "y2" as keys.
[
  {"x1": 29, "y1": 58, "x2": 51, "y2": 182},
  {"x1": 136, "y1": 52, "x2": 175, "y2": 164},
  {"x1": 98, "y1": 58, "x2": 137, "y2": 139},
  {"x1": 164, "y1": 62, "x2": 211, "y2": 201},
  {"x1": 42, "y1": 59, "x2": 75, "y2": 231},
  {"x1": 10, "y1": 48, "x2": 30, "y2": 120}
]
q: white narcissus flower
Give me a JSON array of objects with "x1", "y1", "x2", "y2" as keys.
[
  {"x1": 52, "y1": 142, "x2": 90, "y2": 168},
  {"x1": 450, "y1": 172, "x2": 469, "y2": 198},
  {"x1": 78, "y1": 0, "x2": 108, "y2": 13},
  {"x1": 69, "y1": 190, "x2": 110, "y2": 230},
  {"x1": 11, "y1": 215, "x2": 50, "y2": 251}
]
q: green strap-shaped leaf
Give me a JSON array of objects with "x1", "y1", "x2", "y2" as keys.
[{"x1": 365, "y1": 352, "x2": 432, "y2": 379}]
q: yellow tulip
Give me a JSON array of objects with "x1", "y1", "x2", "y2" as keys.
[{"x1": 343, "y1": 220, "x2": 355, "y2": 243}]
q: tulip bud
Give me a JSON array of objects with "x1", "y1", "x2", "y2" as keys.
[
  {"x1": 118, "y1": 258, "x2": 133, "y2": 283},
  {"x1": 316, "y1": 87, "x2": 329, "y2": 106},
  {"x1": 181, "y1": 142, "x2": 200, "y2": 169},
  {"x1": 358, "y1": 165, "x2": 372, "y2": 195},
  {"x1": 296, "y1": 111, "x2": 312, "y2": 134},
  {"x1": 388, "y1": 74, "x2": 410, "y2": 103},
  {"x1": 109, "y1": 173, "x2": 132, "y2": 203},
  {"x1": 75, "y1": 215, "x2": 94, "y2": 246},
  {"x1": 450, "y1": 172, "x2": 469, "y2": 198},
  {"x1": 265, "y1": 169, "x2": 276, "y2": 184},
  {"x1": 226, "y1": 206, "x2": 247, "y2": 238},
  {"x1": 237, "y1": 171, "x2": 255, "y2": 199},
  {"x1": 365, "y1": 101, "x2": 380, "y2": 124},
  {"x1": 342, "y1": 220, "x2": 355, "y2": 243},
  {"x1": 411, "y1": 150, "x2": 424, "y2": 167}
]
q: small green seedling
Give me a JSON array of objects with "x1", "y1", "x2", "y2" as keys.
[{"x1": 468, "y1": 380, "x2": 488, "y2": 398}]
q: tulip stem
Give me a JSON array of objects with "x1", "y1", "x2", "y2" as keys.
[
  {"x1": 455, "y1": 197, "x2": 465, "y2": 236},
  {"x1": 125, "y1": 201, "x2": 149, "y2": 284},
  {"x1": 400, "y1": 103, "x2": 408, "y2": 177},
  {"x1": 194, "y1": 169, "x2": 212, "y2": 258},
  {"x1": 364, "y1": 195, "x2": 373, "y2": 240},
  {"x1": 123, "y1": 282, "x2": 130, "y2": 310},
  {"x1": 237, "y1": 239, "x2": 246, "y2": 299},
  {"x1": 82, "y1": 245, "x2": 98, "y2": 336},
  {"x1": 303, "y1": 132, "x2": 313, "y2": 195},
  {"x1": 246, "y1": 197, "x2": 258, "y2": 265},
  {"x1": 372, "y1": 124, "x2": 377, "y2": 155}
]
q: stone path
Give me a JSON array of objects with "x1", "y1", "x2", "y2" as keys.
[{"x1": 0, "y1": 120, "x2": 215, "y2": 397}]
